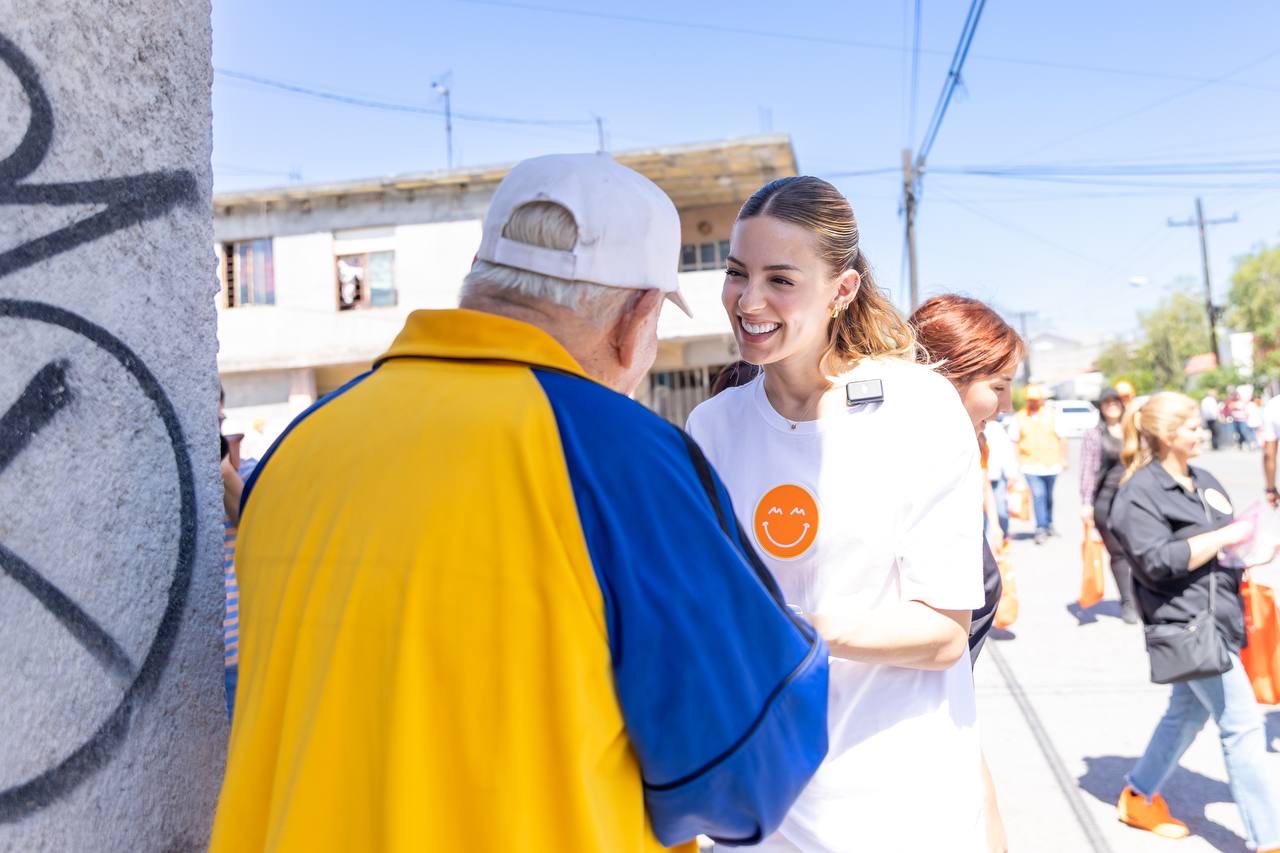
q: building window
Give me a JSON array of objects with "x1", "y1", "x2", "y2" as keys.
[
  {"x1": 678, "y1": 241, "x2": 732, "y2": 272},
  {"x1": 222, "y1": 239, "x2": 274, "y2": 307},
  {"x1": 336, "y1": 250, "x2": 396, "y2": 310},
  {"x1": 646, "y1": 363, "x2": 740, "y2": 426}
]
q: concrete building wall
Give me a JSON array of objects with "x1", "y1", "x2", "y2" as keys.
[
  {"x1": 275, "y1": 231, "x2": 337, "y2": 313},
  {"x1": 679, "y1": 203, "x2": 739, "y2": 244},
  {"x1": 395, "y1": 219, "x2": 483, "y2": 309},
  {"x1": 0, "y1": 4, "x2": 226, "y2": 850}
]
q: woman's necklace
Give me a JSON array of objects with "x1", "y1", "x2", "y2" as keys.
[{"x1": 764, "y1": 379, "x2": 825, "y2": 431}]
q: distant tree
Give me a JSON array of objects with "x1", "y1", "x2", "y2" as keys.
[
  {"x1": 1094, "y1": 340, "x2": 1156, "y2": 394},
  {"x1": 1192, "y1": 365, "x2": 1247, "y2": 396},
  {"x1": 1135, "y1": 289, "x2": 1212, "y2": 390},
  {"x1": 1227, "y1": 243, "x2": 1280, "y2": 349},
  {"x1": 1094, "y1": 287, "x2": 1210, "y2": 392}
]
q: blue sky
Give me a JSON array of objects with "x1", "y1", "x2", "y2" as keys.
[{"x1": 212, "y1": 0, "x2": 1280, "y2": 341}]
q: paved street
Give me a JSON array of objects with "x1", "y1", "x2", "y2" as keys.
[{"x1": 981, "y1": 440, "x2": 1280, "y2": 852}]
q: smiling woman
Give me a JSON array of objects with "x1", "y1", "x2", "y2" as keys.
[{"x1": 686, "y1": 176, "x2": 989, "y2": 852}]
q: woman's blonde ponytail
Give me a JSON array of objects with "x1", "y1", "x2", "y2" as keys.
[
  {"x1": 1119, "y1": 392, "x2": 1200, "y2": 484},
  {"x1": 1119, "y1": 406, "x2": 1149, "y2": 485}
]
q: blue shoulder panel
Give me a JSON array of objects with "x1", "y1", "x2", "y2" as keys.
[
  {"x1": 534, "y1": 369, "x2": 828, "y2": 847},
  {"x1": 239, "y1": 371, "x2": 372, "y2": 516}
]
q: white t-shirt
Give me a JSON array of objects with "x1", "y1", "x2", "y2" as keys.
[
  {"x1": 687, "y1": 358, "x2": 985, "y2": 853},
  {"x1": 1201, "y1": 395, "x2": 1219, "y2": 423}
]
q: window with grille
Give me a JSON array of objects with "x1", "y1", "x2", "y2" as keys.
[
  {"x1": 222, "y1": 239, "x2": 275, "y2": 307},
  {"x1": 646, "y1": 363, "x2": 743, "y2": 426}
]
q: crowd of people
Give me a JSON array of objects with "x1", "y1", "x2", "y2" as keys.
[
  {"x1": 1202, "y1": 387, "x2": 1268, "y2": 451},
  {"x1": 210, "y1": 153, "x2": 1278, "y2": 851}
]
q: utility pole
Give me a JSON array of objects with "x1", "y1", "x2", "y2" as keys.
[
  {"x1": 432, "y1": 76, "x2": 453, "y2": 170},
  {"x1": 593, "y1": 115, "x2": 605, "y2": 153},
  {"x1": 1168, "y1": 197, "x2": 1237, "y2": 362},
  {"x1": 1009, "y1": 310, "x2": 1037, "y2": 385},
  {"x1": 902, "y1": 148, "x2": 920, "y2": 310}
]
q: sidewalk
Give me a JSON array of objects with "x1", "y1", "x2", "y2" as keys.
[{"x1": 980, "y1": 443, "x2": 1280, "y2": 852}]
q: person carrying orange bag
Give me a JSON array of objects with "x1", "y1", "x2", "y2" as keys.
[
  {"x1": 994, "y1": 541, "x2": 1019, "y2": 629},
  {"x1": 1080, "y1": 519, "x2": 1106, "y2": 609},
  {"x1": 1007, "y1": 477, "x2": 1032, "y2": 522},
  {"x1": 1241, "y1": 575, "x2": 1280, "y2": 705}
]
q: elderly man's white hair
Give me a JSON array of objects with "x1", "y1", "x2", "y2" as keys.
[{"x1": 461, "y1": 202, "x2": 637, "y2": 324}]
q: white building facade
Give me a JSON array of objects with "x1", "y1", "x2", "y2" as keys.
[{"x1": 213, "y1": 136, "x2": 797, "y2": 456}]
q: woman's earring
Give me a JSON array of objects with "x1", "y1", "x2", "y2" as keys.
[{"x1": 830, "y1": 304, "x2": 842, "y2": 319}]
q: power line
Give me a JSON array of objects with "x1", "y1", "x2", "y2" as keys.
[
  {"x1": 459, "y1": 0, "x2": 911, "y2": 54},
  {"x1": 456, "y1": 0, "x2": 1280, "y2": 93},
  {"x1": 1168, "y1": 198, "x2": 1238, "y2": 359},
  {"x1": 215, "y1": 68, "x2": 595, "y2": 127},
  {"x1": 907, "y1": 0, "x2": 922, "y2": 147},
  {"x1": 938, "y1": 159, "x2": 1280, "y2": 177},
  {"x1": 915, "y1": 0, "x2": 986, "y2": 165},
  {"x1": 931, "y1": 186, "x2": 1115, "y2": 271},
  {"x1": 1006, "y1": 46, "x2": 1280, "y2": 162},
  {"x1": 902, "y1": 0, "x2": 988, "y2": 309}
]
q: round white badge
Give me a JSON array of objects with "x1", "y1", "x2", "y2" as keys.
[{"x1": 1204, "y1": 488, "x2": 1233, "y2": 515}]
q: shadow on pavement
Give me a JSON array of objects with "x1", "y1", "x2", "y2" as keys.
[
  {"x1": 1268, "y1": 710, "x2": 1279, "y2": 753},
  {"x1": 1066, "y1": 600, "x2": 1125, "y2": 625},
  {"x1": 990, "y1": 627, "x2": 1017, "y2": 642},
  {"x1": 1079, "y1": 756, "x2": 1249, "y2": 852}
]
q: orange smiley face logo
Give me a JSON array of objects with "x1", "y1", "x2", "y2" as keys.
[{"x1": 753, "y1": 484, "x2": 820, "y2": 560}]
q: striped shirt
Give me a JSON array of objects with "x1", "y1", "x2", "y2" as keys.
[{"x1": 224, "y1": 459, "x2": 256, "y2": 669}]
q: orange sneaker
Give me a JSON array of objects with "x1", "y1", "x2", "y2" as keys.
[{"x1": 1117, "y1": 786, "x2": 1189, "y2": 839}]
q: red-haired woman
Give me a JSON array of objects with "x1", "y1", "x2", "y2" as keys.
[
  {"x1": 909, "y1": 295, "x2": 1024, "y2": 660},
  {"x1": 910, "y1": 294, "x2": 1024, "y2": 853}
]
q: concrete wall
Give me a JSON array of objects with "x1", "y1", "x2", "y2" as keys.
[{"x1": 0, "y1": 4, "x2": 226, "y2": 850}]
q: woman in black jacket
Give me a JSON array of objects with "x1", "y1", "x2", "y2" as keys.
[{"x1": 1109, "y1": 392, "x2": 1279, "y2": 849}]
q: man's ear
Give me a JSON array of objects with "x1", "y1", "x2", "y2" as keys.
[{"x1": 610, "y1": 289, "x2": 663, "y2": 370}]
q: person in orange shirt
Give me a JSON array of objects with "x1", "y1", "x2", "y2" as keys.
[{"x1": 1011, "y1": 385, "x2": 1069, "y2": 544}]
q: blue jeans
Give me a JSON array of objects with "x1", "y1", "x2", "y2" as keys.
[
  {"x1": 1025, "y1": 473, "x2": 1056, "y2": 532},
  {"x1": 1127, "y1": 654, "x2": 1280, "y2": 849},
  {"x1": 991, "y1": 476, "x2": 1010, "y2": 539}
]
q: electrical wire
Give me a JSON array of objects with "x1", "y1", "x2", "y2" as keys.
[
  {"x1": 456, "y1": 0, "x2": 1280, "y2": 93},
  {"x1": 908, "y1": 0, "x2": 922, "y2": 148},
  {"x1": 930, "y1": 185, "x2": 1116, "y2": 270},
  {"x1": 915, "y1": 0, "x2": 987, "y2": 166},
  {"x1": 215, "y1": 68, "x2": 595, "y2": 127},
  {"x1": 936, "y1": 160, "x2": 1280, "y2": 177},
  {"x1": 1005, "y1": 46, "x2": 1280, "y2": 162}
]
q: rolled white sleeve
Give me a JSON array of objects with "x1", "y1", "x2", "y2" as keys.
[{"x1": 895, "y1": 394, "x2": 986, "y2": 611}]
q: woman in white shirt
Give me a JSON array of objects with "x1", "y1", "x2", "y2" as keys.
[{"x1": 687, "y1": 177, "x2": 986, "y2": 852}]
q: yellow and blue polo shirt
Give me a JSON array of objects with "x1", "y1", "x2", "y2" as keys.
[{"x1": 210, "y1": 309, "x2": 827, "y2": 852}]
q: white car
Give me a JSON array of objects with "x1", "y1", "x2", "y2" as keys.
[{"x1": 1052, "y1": 399, "x2": 1100, "y2": 438}]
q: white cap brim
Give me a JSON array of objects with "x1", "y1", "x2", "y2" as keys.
[{"x1": 666, "y1": 288, "x2": 692, "y2": 318}]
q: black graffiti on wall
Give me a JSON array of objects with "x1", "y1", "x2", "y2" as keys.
[
  {"x1": 0, "y1": 301, "x2": 198, "y2": 823},
  {"x1": 0, "y1": 32, "x2": 199, "y2": 278},
  {"x1": 0, "y1": 29, "x2": 200, "y2": 823}
]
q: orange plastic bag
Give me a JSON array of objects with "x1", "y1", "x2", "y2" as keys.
[
  {"x1": 1241, "y1": 577, "x2": 1280, "y2": 705},
  {"x1": 1007, "y1": 479, "x2": 1031, "y2": 522},
  {"x1": 994, "y1": 541, "x2": 1019, "y2": 629},
  {"x1": 1079, "y1": 520, "x2": 1106, "y2": 609}
]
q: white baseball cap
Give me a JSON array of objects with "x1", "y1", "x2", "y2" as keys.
[{"x1": 476, "y1": 153, "x2": 691, "y2": 317}]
